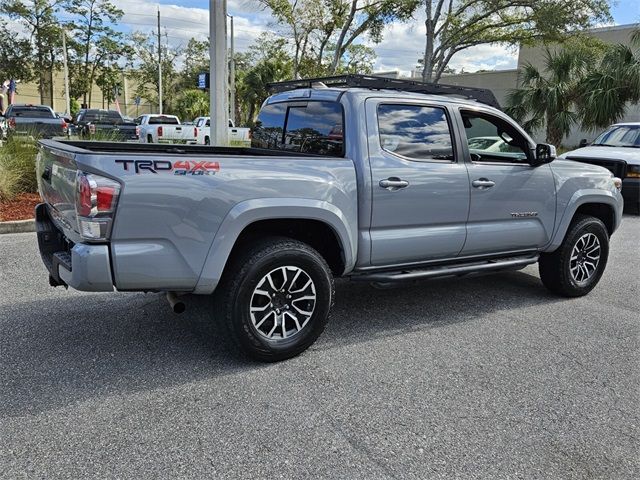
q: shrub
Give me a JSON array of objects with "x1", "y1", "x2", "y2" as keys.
[{"x1": 0, "y1": 137, "x2": 39, "y2": 201}]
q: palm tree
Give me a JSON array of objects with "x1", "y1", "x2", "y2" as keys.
[
  {"x1": 578, "y1": 29, "x2": 640, "y2": 130},
  {"x1": 506, "y1": 44, "x2": 595, "y2": 147}
]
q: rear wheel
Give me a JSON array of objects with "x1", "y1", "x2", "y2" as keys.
[
  {"x1": 204, "y1": 136, "x2": 210, "y2": 145},
  {"x1": 539, "y1": 214, "x2": 609, "y2": 297},
  {"x1": 214, "y1": 237, "x2": 334, "y2": 362},
  {"x1": 147, "y1": 134, "x2": 153, "y2": 143}
]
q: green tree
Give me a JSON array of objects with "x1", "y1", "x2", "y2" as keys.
[
  {"x1": 67, "y1": 0, "x2": 127, "y2": 107},
  {"x1": 181, "y1": 38, "x2": 210, "y2": 90},
  {"x1": 328, "y1": 0, "x2": 417, "y2": 73},
  {"x1": 94, "y1": 63, "x2": 122, "y2": 106},
  {"x1": 235, "y1": 34, "x2": 293, "y2": 124},
  {"x1": 420, "y1": 0, "x2": 611, "y2": 83},
  {"x1": 0, "y1": 20, "x2": 34, "y2": 83},
  {"x1": 1, "y1": 0, "x2": 67, "y2": 104},
  {"x1": 505, "y1": 39, "x2": 605, "y2": 146},
  {"x1": 175, "y1": 89, "x2": 209, "y2": 120},
  {"x1": 129, "y1": 32, "x2": 181, "y2": 114},
  {"x1": 261, "y1": 0, "x2": 388, "y2": 77},
  {"x1": 579, "y1": 30, "x2": 640, "y2": 130}
]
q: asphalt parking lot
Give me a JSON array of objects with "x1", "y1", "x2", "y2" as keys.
[{"x1": 1, "y1": 216, "x2": 638, "y2": 479}]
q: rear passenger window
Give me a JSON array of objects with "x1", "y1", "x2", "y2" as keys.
[
  {"x1": 252, "y1": 103, "x2": 287, "y2": 150},
  {"x1": 252, "y1": 101, "x2": 344, "y2": 156},
  {"x1": 378, "y1": 104, "x2": 454, "y2": 161}
]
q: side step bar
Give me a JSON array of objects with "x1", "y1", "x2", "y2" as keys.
[{"x1": 351, "y1": 254, "x2": 539, "y2": 283}]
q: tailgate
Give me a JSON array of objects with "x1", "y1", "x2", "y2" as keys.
[
  {"x1": 169, "y1": 125, "x2": 195, "y2": 140},
  {"x1": 16, "y1": 119, "x2": 63, "y2": 138},
  {"x1": 36, "y1": 144, "x2": 80, "y2": 239}
]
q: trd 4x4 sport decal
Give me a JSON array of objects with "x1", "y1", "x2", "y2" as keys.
[{"x1": 115, "y1": 159, "x2": 220, "y2": 175}]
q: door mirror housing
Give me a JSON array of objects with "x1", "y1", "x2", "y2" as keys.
[{"x1": 532, "y1": 143, "x2": 556, "y2": 166}]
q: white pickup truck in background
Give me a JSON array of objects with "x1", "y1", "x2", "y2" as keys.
[
  {"x1": 194, "y1": 117, "x2": 251, "y2": 146},
  {"x1": 136, "y1": 114, "x2": 197, "y2": 144}
]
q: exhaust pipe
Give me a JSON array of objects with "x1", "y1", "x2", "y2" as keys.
[{"x1": 166, "y1": 291, "x2": 186, "y2": 314}]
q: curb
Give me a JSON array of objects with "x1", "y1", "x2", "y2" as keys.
[{"x1": 0, "y1": 219, "x2": 36, "y2": 234}]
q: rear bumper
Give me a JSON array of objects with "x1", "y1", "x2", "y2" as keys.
[{"x1": 35, "y1": 203, "x2": 114, "y2": 292}]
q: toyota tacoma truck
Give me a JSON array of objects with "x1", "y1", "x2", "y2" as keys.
[{"x1": 34, "y1": 75, "x2": 624, "y2": 362}]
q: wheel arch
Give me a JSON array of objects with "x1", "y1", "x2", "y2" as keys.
[
  {"x1": 194, "y1": 199, "x2": 357, "y2": 294},
  {"x1": 546, "y1": 190, "x2": 621, "y2": 252}
]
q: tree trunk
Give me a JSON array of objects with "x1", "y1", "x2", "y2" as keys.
[
  {"x1": 330, "y1": 0, "x2": 357, "y2": 74},
  {"x1": 83, "y1": 15, "x2": 94, "y2": 107},
  {"x1": 546, "y1": 118, "x2": 563, "y2": 147},
  {"x1": 422, "y1": 2, "x2": 435, "y2": 82}
]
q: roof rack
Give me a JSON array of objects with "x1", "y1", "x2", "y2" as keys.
[{"x1": 267, "y1": 74, "x2": 501, "y2": 110}]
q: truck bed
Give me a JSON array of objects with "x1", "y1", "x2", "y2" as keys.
[{"x1": 36, "y1": 139, "x2": 358, "y2": 293}]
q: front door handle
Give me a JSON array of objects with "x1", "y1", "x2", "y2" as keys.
[
  {"x1": 472, "y1": 178, "x2": 496, "y2": 189},
  {"x1": 379, "y1": 177, "x2": 409, "y2": 190}
]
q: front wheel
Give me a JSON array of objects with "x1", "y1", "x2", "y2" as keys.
[
  {"x1": 214, "y1": 237, "x2": 334, "y2": 362},
  {"x1": 539, "y1": 214, "x2": 609, "y2": 297}
]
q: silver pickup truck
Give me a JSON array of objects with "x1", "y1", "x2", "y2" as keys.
[{"x1": 34, "y1": 75, "x2": 624, "y2": 361}]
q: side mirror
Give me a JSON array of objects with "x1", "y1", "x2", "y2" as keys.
[
  {"x1": 578, "y1": 139, "x2": 588, "y2": 148},
  {"x1": 533, "y1": 143, "x2": 556, "y2": 166}
]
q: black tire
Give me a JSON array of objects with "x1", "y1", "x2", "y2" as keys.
[
  {"x1": 539, "y1": 214, "x2": 609, "y2": 297},
  {"x1": 204, "y1": 136, "x2": 210, "y2": 145},
  {"x1": 214, "y1": 237, "x2": 334, "y2": 362},
  {"x1": 147, "y1": 134, "x2": 153, "y2": 143}
]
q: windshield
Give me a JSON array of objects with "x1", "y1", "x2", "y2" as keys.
[{"x1": 593, "y1": 125, "x2": 640, "y2": 148}]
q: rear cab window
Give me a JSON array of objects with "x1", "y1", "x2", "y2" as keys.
[
  {"x1": 148, "y1": 116, "x2": 180, "y2": 125},
  {"x1": 82, "y1": 110, "x2": 123, "y2": 124},
  {"x1": 8, "y1": 106, "x2": 55, "y2": 118},
  {"x1": 252, "y1": 101, "x2": 344, "y2": 157}
]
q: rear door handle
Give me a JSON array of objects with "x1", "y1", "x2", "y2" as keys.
[
  {"x1": 472, "y1": 178, "x2": 495, "y2": 189},
  {"x1": 379, "y1": 177, "x2": 409, "y2": 190}
]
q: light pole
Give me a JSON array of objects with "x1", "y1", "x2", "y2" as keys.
[
  {"x1": 228, "y1": 14, "x2": 235, "y2": 125},
  {"x1": 209, "y1": 0, "x2": 228, "y2": 146},
  {"x1": 158, "y1": 8, "x2": 163, "y2": 114},
  {"x1": 61, "y1": 29, "x2": 71, "y2": 116}
]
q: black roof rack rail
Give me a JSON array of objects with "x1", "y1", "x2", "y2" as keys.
[{"x1": 267, "y1": 74, "x2": 501, "y2": 110}]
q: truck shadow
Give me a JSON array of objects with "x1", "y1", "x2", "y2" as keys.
[{"x1": 1, "y1": 269, "x2": 563, "y2": 417}]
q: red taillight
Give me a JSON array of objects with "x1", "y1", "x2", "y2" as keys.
[
  {"x1": 248, "y1": 129, "x2": 252, "y2": 140},
  {"x1": 157, "y1": 126, "x2": 163, "y2": 137},
  {"x1": 61, "y1": 119, "x2": 68, "y2": 133},
  {"x1": 89, "y1": 124, "x2": 96, "y2": 135},
  {"x1": 8, "y1": 118, "x2": 16, "y2": 129},
  {"x1": 135, "y1": 126, "x2": 140, "y2": 138},
  {"x1": 96, "y1": 186, "x2": 116, "y2": 212},
  {"x1": 75, "y1": 172, "x2": 120, "y2": 240},
  {"x1": 194, "y1": 127, "x2": 198, "y2": 137},
  {"x1": 77, "y1": 173, "x2": 92, "y2": 217}
]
